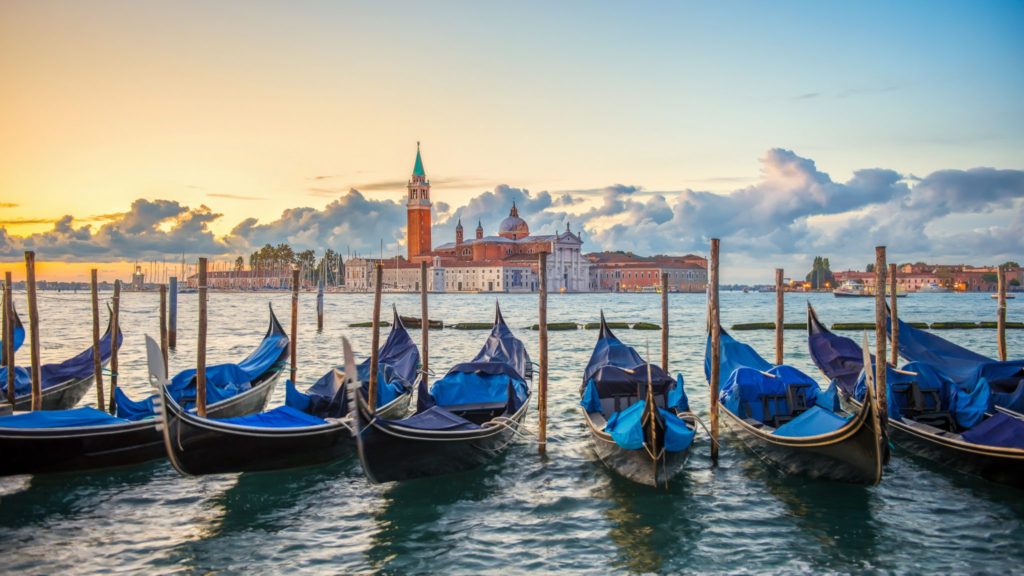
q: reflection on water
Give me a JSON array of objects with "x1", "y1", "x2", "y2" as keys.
[{"x1": 0, "y1": 291, "x2": 1021, "y2": 573}]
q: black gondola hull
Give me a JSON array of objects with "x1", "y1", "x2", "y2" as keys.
[
  {"x1": 357, "y1": 401, "x2": 529, "y2": 484},
  {"x1": 842, "y1": 396, "x2": 1024, "y2": 488},
  {"x1": 720, "y1": 399, "x2": 883, "y2": 484},
  {"x1": 0, "y1": 371, "x2": 280, "y2": 476},
  {"x1": 584, "y1": 409, "x2": 691, "y2": 487},
  {"x1": 160, "y1": 388, "x2": 411, "y2": 475},
  {"x1": 12, "y1": 372, "x2": 95, "y2": 412}
]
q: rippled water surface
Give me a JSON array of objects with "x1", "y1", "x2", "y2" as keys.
[{"x1": 1, "y1": 290, "x2": 1021, "y2": 574}]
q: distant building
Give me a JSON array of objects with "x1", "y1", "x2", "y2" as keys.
[
  {"x1": 131, "y1": 265, "x2": 145, "y2": 290},
  {"x1": 587, "y1": 252, "x2": 708, "y2": 292},
  {"x1": 186, "y1": 270, "x2": 293, "y2": 290}
]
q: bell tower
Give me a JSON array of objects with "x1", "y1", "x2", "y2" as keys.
[{"x1": 406, "y1": 142, "x2": 432, "y2": 261}]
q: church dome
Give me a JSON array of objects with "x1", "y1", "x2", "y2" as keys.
[{"x1": 498, "y1": 202, "x2": 529, "y2": 239}]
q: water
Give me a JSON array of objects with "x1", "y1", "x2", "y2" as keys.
[{"x1": 1, "y1": 291, "x2": 1021, "y2": 574}]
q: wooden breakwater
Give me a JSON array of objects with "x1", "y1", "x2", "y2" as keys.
[{"x1": 732, "y1": 321, "x2": 1024, "y2": 330}]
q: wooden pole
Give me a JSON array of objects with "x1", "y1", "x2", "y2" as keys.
[
  {"x1": 889, "y1": 263, "x2": 899, "y2": 366},
  {"x1": 775, "y1": 268, "x2": 784, "y2": 366},
  {"x1": 538, "y1": 252, "x2": 549, "y2": 456},
  {"x1": 196, "y1": 258, "x2": 208, "y2": 417},
  {"x1": 3, "y1": 273, "x2": 13, "y2": 405},
  {"x1": 90, "y1": 269, "x2": 105, "y2": 412},
  {"x1": 168, "y1": 276, "x2": 178, "y2": 349},
  {"x1": 25, "y1": 252, "x2": 42, "y2": 411},
  {"x1": 368, "y1": 263, "x2": 383, "y2": 414},
  {"x1": 290, "y1": 267, "x2": 300, "y2": 384},
  {"x1": 661, "y1": 273, "x2": 669, "y2": 371},
  {"x1": 997, "y1": 265, "x2": 1007, "y2": 361},
  {"x1": 316, "y1": 277, "x2": 324, "y2": 332},
  {"x1": 159, "y1": 284, "x2": 169, "y2": 378},
  {"x1": 874, "y1": 247, "x2": 888, "y2": 429},
  {"x1": 709, "y1": 239, "x2": 721, "y2": 465},
  {"x1": 108, "y1": 279, "x2": 120, "y2": 414},
  {"x1": 420, "y1": 261, "x2": 429, "y2": 378}
]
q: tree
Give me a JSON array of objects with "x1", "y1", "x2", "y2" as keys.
[
  {"x1": 234, "y1": 256, "x2": 244, "y2": 271},
  {"x1": 982, "y1": 272, "x2": 998, "y2": 284},
  {"x1": 1001, "y1": 261, "x2": 1020, "y2": 269},
  {"x1": 805, "y1": 256, "x2": 835, "y2": 289},
  {"x1": 866, "y1": 263, "x2": 875, "y2": 273},
  {"x1": 1011, "y1": 278, "x2": 1021, "y2": 287}
]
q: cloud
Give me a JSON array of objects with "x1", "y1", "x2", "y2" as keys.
[
  {"x1": 0, "y1": 199, "x2": 228, "y2": 260},
  {"x1": 0, "y1": 203, "x2": 18, "y2": 208},
  {"x1": 225, "y1": 189, "x2": 407, "y2": 256},
  {"x1": 2, "y1": 149, "x2": 1020, "y2": 282},
  {"x1": 208, "y1": 193, "x2": 266, "y2": 201}
]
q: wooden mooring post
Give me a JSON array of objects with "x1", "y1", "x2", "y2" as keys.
[
  {"x1": 90, "y1": 269, "x2": 105, "y2": 412},
  {"x1": 25, "y1": 252, "x2": 42, "y2": 411},
  {"x1": 874, "y1": 247, "x2": 888, "y2": 429},
  {"x1": 661, "y1": 273, "x2": 669, "y2": 371},
  {"x1": 997, "y1": 265, "x2": 1007, "y2": 361},
  {"x1": 196, "y1": 259, "x2": 208, "y2": 417},
  {"x1": 168, "y1": 276, "x2": 178, "y2": 349},
  {"x1": 108, "y1": 280, "x2": 120, "y2": 414},
  {"x1": 290, "y1": 267, "x2": 300, "y2": 384},
  {"x1": 3, "y1": 273, "x2": 13, "y2": 406},
  {"x1": 538, "y1": 252, "x2": 549, "y2": 455},
  {"x1": 368, "y1": 263, "x2": 383, "y2": 414},
  {"x1": 317, "y1": 278, "x2": 324, "y2": 332},
  {"x1": 775, "y1": 268, "x2": 784, "y2": 366},
  {"x1": 160, "y1": 285, "x2": 169, "y2": 378},
  {"x1": 890, "y1": 263, "x2": 899, "y2": 366},
  {"x1": 420, "y1": 262, "x2": 429, "y2": 379},
  {"x1": 709, "y1": 239, "x2": 721, "y2": 465}
]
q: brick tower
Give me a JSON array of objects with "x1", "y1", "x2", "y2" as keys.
[{"x1": 406, "y1": 142, "x2": 432, "y2": 261}]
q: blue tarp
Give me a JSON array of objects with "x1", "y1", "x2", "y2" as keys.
[
  {"x1": 808, "y1": 306, "x2": 870, "y2": 396},
  {"x1": 0, "y1": 301, "x2": 24, "y2": 365},
  {"x1": 381, "y1": 405, "x2": 481, "y2": 431},
  {"x1": 961, "y1": 412, "x2": 1024, "y2": 450},
  {"x1": 298, "y1": 310, "x2": 419, "y2": 417},
  {"x1": 774, "y1": 405, "x2": 851, "y2": 437},
  {"x1": 117, "y1": 308, "x2": 288, "y2": 419},
  {"x1": 720, "y1": 365, "x2": 820, "y2": 423},
  {"x1": 420, "y1": 303, "x2": 530, "y2": 414},
  {"x1": 114, "y1": 387, "x2": 155, "y2": 421},
  {"x1": 603, "y1": 400, "x2": 695, "y2": 452},
  {"x1": 0, "y1": 406, "x2": 128, "y2": 429},
  {"x1": 0, "y1": 318, "x2": 122, "y2": 398},
  {"x1": 580, "y1": 315, "x2": 689, "y2": 414},
  {"x1": 890, "y1": 316, "x2": 1024, "y2": 413},
  {"x1": 216, "y1": 405, "x2": 327, "y2": 428}
]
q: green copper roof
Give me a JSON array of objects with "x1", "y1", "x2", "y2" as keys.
[{"x1": 412, "y1": 142, "x2": 426, "y2": 177}]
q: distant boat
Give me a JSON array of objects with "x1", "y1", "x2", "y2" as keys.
[
  {"x1": 991, "y1": 294, "x2": 1016, "y2": 299},
  {"x1": 919, "y1": 282, "x2": 950, "y2": 293},
  {"x1": 833, "y1": 280, "x2": 906, "y2": 298}
]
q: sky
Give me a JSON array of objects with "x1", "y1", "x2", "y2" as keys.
[{"x1": 1, "y1": 0, "x2": 1022, "y2": 283}]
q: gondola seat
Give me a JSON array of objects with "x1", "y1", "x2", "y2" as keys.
[
  {"x1": 216, "y1": 405, "x2": 328, "y2": 428},
  {"x1": 723, "y1": 366, "x2": 819, "y2": 428}
]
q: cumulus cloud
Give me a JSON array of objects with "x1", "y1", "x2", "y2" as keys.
[
  {"x1": 0, "y1": 199, "x2": 228, "y2": 260},
  {"x1": 1, "y1": 149, "x2": 1020, "y2": 280},
  {"x1": 225, "y1": 189, "x2": 407, "y2": 257}
]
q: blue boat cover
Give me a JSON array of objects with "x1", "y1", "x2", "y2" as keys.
[
  {"x1": 774, "y1": 405, "x2": 850, "y2": 437},
  {"x1": 604, "y1": 400, "x2": 695, "y2": 452},
  {"x1": 216, "y1": 404, "x2": 327, "y2": 428},
  {"x1": 0, "y1": 301, "x2": 25, "y2": 365},
  {"x1": 117, "y1": 308, "x2": 288, "y2": 419},
  {"x1": 301, "y1": 310, "x2": 419, "y2": 416},
  {"x1": 808, "y1": 308, "x2": 869, "y2": 396},
  {"x1": 890, "y1": 316, "x2": 1024, "y2": 413},
  {"x1": 961, "y1": 412, "x2": 1024, "y2": 450},
  {"x1": 382, "y1": 405, "x2": 480, "y2": 431},
  {"x1": 580, "y1": 315, "x2": 690, "y2": 414},
  {"x1": 420, "y1": 304, "x2": 530, "y2": 413},
  {"x1": 0, "y1": 317, "x2": 122, "y2": 398},
  {"x1": 0, "y1": 406, "x2": 128, "y2": 429},
  {"x1": 114, "y1": 387, "x2": 156, "y2": 421}
]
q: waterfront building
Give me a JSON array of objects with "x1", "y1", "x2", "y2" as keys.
[{"x1": 587, "y1": 252, "x2": 708, "y2": 292}]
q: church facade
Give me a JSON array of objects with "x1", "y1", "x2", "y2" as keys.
[{"x1": 347, "y1": 144, "x2": 590, "y2": 292}]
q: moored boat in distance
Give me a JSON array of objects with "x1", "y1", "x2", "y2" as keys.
[
  {"x1": 355, "y1": 302, "x2": 532, "y2": 483},
  {"x1": 807, "y1": 303, "x2": 1024, "y2": 488},
  {"x1": 919, "y1": 282, "x2": 950, "y2": 293},
  {"x1": 579, "y1": 313, "x2": 696, "y2": 487},
  {"x1": 704, "y1": 327, "x2": 885, "y2": 484},
  {"x1": 834, "y1": 279, "x2": 907, "y2": 298}
]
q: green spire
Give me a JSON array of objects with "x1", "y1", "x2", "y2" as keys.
[{"x1": 412, "y1": 141, "x2": 426, "y2": 177}]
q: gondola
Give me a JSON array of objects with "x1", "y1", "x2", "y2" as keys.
[
  {"x1": 579, "y1": 313, "x2": 695, "y2": 487},
  {"x1": 808, "y1": 303, "x2": 1024, "y2": 487},
  {"x1": 886, "y1": 311, "x2": 1024, "y2": 415},
  {"x1": 704, "y1": 326, "x2": 884, "y2": 484},
  {"x1": 0, "y1": 298, "x2": 25, "y2": 364},
  {"x1": 158, "y1": 309, "x2": 420, "y2": 475},
  {"x1": 355, "y1": 302, "x2": 532, "y2": 484},
  {"x1": 0, "y1": 305, "x2": 288, "y2": 476},
  {"x1": 0, "y1": 306, "x2": 122, "y2": 411}
]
